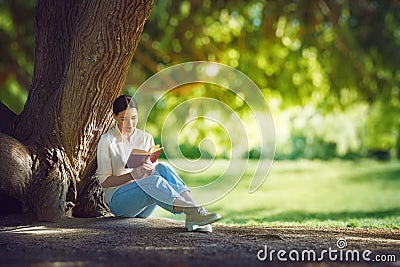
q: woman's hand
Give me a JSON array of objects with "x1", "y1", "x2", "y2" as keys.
[
  {"x1": 130, "y1": 167, "x2": 147, "y2": 180},
  {"x1": 141, "y1": 159, "x2": 156, "y2": 176},
  {"x1": 130, "y1": 159, "x2": 156, "y2": 180}
]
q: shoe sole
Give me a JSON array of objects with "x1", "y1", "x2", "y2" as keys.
[
  {"x1": 191, "y1": 224, "x2": 212, "y2": 233},
  {"x1": 185, "y1": 214, "x2": 221, "y2": 231}
]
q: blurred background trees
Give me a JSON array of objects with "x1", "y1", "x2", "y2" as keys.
[{"x1": 1, "y1": 0, "x2": 399, "y2": 160}]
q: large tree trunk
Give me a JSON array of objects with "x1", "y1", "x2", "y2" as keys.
[{"x1": 0, "y1": 0, "x2": 154, "y2": 221}]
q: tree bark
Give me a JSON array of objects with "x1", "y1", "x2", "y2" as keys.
[
  {"x1": 0, "y1": 0, "x2": 154, "y2": 221},
  {"x1": 0, "y1": 102, "x2": 15, "y2": 134},
  {"x1": 0, "y1": 133, "x2": 32, "y2": 211}
]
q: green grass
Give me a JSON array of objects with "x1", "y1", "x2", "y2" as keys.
[{"x1": 154, "y1": 159, "x2": 400, "y2": 229}]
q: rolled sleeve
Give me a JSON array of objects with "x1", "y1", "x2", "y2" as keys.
[{"x1": 97, "y1": 135, "x2": 112, "y2": 185}]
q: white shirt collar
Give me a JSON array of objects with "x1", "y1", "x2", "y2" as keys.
[{"x1": 110, "y1": 124, "x2": 138, "y2": 145}]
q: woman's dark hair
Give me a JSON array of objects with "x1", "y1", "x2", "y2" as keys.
[{"x1": 112, "y1": 95, "x2": 138, "y2": 115}]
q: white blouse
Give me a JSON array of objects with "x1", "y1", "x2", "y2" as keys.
[{"x1": 96, "y1": 124, "x2": 155, "y2": 204}]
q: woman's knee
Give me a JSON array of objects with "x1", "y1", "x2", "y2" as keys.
[
  {"x1": 156, "y1": 162, "x2": 170, "y2": 171},
  {"x1": 139, "y1": 174, "x2": 167, "y2": 187}
]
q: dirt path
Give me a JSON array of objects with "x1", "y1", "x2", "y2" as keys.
[{"x1": 0, "y1": 214, "x2": 399, "y2": 266}]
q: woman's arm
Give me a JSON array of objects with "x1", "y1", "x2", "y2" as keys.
[
  {"x1": 100, "y1": 172, "x2": 132, "y2": 188},
  {"x1": 97, "y1": 130, "x2": 157, "y2": 188},
  {"x1": 97, "y1": 135, "x2": 143, "y2": 188},
  {"x1": 101, "y1": 167, "x2": 147, "y2": 188}
]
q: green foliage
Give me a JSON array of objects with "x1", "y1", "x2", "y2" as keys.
[
  {"x1": 1, "y1": 0, "x2": 399, "y2": 158},
  {"x1": 131, "y1": 0, "x2": 400, "y2": 159},
  {"x1": 0, "y1": 75, "x2": 28, "y2": 114},
  {"x1": 365, "y1": 100, "x2": 400, "y2": 154},
  {"x1": 0, "y1": 0, "x2": 35, "y2": 113}
]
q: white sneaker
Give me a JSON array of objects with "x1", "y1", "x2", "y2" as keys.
[
  {"x1": 184, "y1": 206, "x2": 221, "y2": 231},
  {"x1": 192, "y1": 224, "x2": 212, "y2": 233}
]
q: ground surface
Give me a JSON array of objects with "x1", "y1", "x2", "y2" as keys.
[{"x1": 0, "y1": 214, "x2": 399, "y2": 267}]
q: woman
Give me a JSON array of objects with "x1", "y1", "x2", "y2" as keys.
[{"x1": 97, "y1": 95, "x2": 221, "y2": 232}]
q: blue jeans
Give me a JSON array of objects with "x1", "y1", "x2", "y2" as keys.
[{"x1": 109, "y1": 162, "x2": 190, "y2": 218}]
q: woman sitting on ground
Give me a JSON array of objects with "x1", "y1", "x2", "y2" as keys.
[{"x1": 97, "y1": 95, "x2": 221, "y2": 232}]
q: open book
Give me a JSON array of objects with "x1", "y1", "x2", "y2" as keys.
[{"x1": 125, "y1": 145, "x2": 164, "y2": 169}]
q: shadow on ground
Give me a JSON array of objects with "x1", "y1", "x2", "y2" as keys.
[{"x1": 0, "y1": 214, "x2": 399, "y2": 267}]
